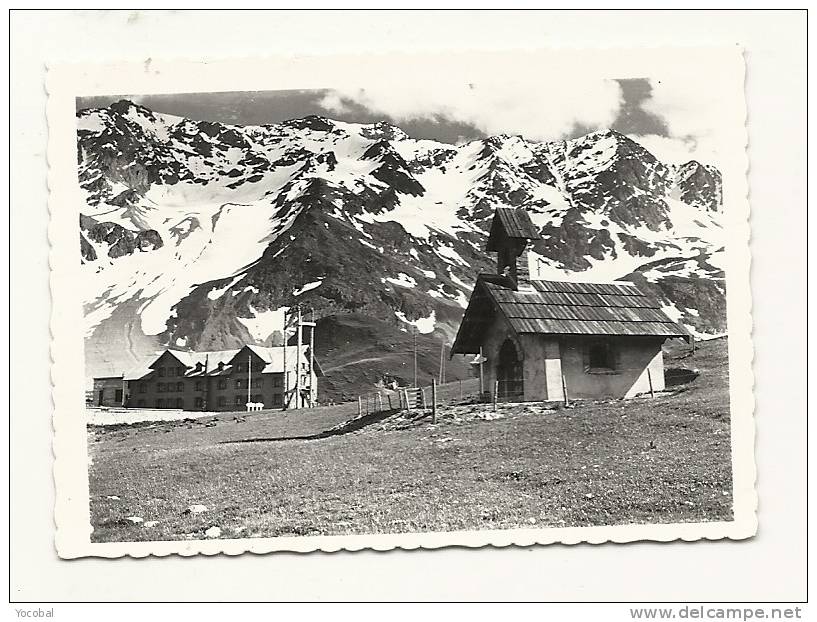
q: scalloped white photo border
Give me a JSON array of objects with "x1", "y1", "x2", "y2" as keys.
[{"x1": 47, "y1": 47, "x2": 756, "y2": 559}]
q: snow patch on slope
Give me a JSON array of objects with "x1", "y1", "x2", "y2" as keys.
[
  {"x1": 237, "y1": 306, "x2": 288, "y2": 342},
  {"x1": 383, "y1": 273, "x2": 417, "y2": 288},
  {"x1": 395, "y1": 310, "x2": 436, "y2": 334},
  {"x1": 207, "y1": 274, "x2": 245, "y2": 300},
  {"x1": 293, "y1": 280, "x2": 323, "y2": 296}
]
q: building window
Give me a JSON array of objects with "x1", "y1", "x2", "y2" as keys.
[
  {"x1": 114, "y1": 389, "x2": 123, "y2": 403},
  {"x1": 157, "y1": 398, "x2": 164, "y2": 408},
  {"x1": 194, "y1": 397, "x2": 203, "y2": 409},
  {"x1": 168, "y1": 367, "x2": 175, "y2": 378},
  {"x1": 176, "y1": 397, "x2": 184, "y2": 409},
  {"x1": 178, "y1": 366, "x2": 186, "y2": 377},
  {"x1": 218, "y1": 379, "x2": 226, "y2": 390},
  {"x1": 139, "y1": 383, "x2": 146, "y2": 394},
  {"x1": 252, "y1": 378, "x2": 262, "y2": 389},
  {"x1": 158, "y1": 367, "x2": 165, "y2": 377},
  {"x1": 235, "y1": 363, "x2": 244, "y2": 373},
  {"x1": 235, "y1": 379, "x2": 244, "y2": 389},
  {"x1": 586, "y1": 339, "x2": 617, "y2": 373},
  {"x1": 234, "y1": 395, "x2": 243, "y2": 406},
  {"x1": 195, "y1": 380, "x2": 202, "y2": 391},
  {"x1": 272, "y1": 394, "x2": 283, "y2": 407},
  {"x1": 271, "y1": 375, "x2": 282, "y2": 387},
  {"x1": 218, "y1": 396, "x2": 226, "y2": 407},
  {"x1": 177, "y1": 381, "x2": 184, "y2": 392},
  {"x1": 157, "y1": 382, "x2": 164, "y2": 393}
]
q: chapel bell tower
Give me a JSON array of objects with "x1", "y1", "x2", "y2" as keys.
[{"x1": 485, "y1": 208, "x2": 543, "y2": 290}]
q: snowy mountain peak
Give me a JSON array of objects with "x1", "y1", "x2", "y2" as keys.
[
  {"x1": 107, "y1": 98, "x2": 151, "y2": 116},
  {"x1": 360, "y1": 120, "x2": 410, "y2": 142},
  {"x1": 76, "y1": 101, "x2": 726, "y2": 384},
  {"x1": 281, "y1": 115, "x2": 337, "y2": 133}
]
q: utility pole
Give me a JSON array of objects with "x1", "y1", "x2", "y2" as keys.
[
  {"x1": 247, "y1": 351, "x2": 252, "y2": 409},
  {"x1": 295, "y1": 306, "x2": 302, "y2": 410},
  {"x1": 413, "y1": 326, "x2": 418, "y2": 388},
  {"x1": 439, "y1": 341, "x2": 446, "y2": 385},
  {"x1": 431, "y1": 378, "x2": 437, "y2": 424},
  {"x1": 309, "y1": 308, "x2": 315, "y2": 407},
  {"x1": 204, "y1": 353, "x2": 209, "y2": 411},
  {"x1": 282, "y1": 309, "x2": 288, "y2": 411}
]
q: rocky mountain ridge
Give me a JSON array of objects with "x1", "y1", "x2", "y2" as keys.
[{"x1": 77, "y1": 100, "x2": 726, "y2": 397}]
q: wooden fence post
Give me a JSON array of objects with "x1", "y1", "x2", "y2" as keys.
[
  {"x1": 358, "y1": 396, "x2": 362, "y2": 416},
  {"x1": 387, "y1": 394, "x2": 393, "y2": 410},
  {"x1": 377, "y1": 392, "x2": 383, "y2": 412},
  {"x1": 479, "y1": 346, "x2": 484, "y2": 395},
  {"x1": 561, "y1": 373, "x2": 569, "y2": 407},
  {"x1": 459, "y1": 379, "x2": 463, "y2": 402},
  {"x1": 403, "y1": 389, "x2": 411, "y2": 413},
  {"x1": 647, "y1": 368, "x2": 655, "y2": 399},
  {"x1": 493, "y1": 380, "x2": 498, "y2": 412},
  {"x1": 431, "y1": 379, "x2": 437, "y2": 424},
  {"x1": 421, "y1": 387, "x2": 428, "y2": 410}
]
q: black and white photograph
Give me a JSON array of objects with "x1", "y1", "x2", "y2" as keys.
[
  {"x1": 44, "y1": 47, "x2": 755, "y2": 558},
  {"x1": 11, "y1": 6, "x2": 811, "y2": 609}
]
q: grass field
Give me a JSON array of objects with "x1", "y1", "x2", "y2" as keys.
[{"x1": 88, "y1": 338, "x2": 733, "y2": 542}]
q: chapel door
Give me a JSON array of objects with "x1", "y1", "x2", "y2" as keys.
[{"x1": 497, "y1": 339, "x2": 524, "y2": 399}]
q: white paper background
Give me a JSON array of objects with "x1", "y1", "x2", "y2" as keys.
[{"x1": 10, "y1": 9, "x2": 806, "y2": 601}]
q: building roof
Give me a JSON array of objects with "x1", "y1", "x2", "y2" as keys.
[
  {"x1": 452, "y1": 275, "x2": 690, "y2": 354},
  {"x1": 486, "y1": 207, "x2": 542, "y2": 251},
  {"x1": 123, "y1": 363, "x2": 155, "y2": 381},
  {"x1": 120, "y1": 344, "x2": 321, "y2": 381},
  {"x1": 243, "y1": 344, "x2": 323, "y2": 376},
  {"x1": 162, "y1": 348, "x2": 240, "y2": 371}
]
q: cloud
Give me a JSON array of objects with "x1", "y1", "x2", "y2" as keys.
[
  {"x1": 629, "y1": 133, "x2": 719, "y2": 167},
  {"x1": 319, "y1": 76, "x2": 624, "y2": 142},
  {"x1": 640, "y1": 77, "x2": 743, "y2": 168},
  {"x1": 643, "y1": 78, "x2": 729, "y2": 139}
]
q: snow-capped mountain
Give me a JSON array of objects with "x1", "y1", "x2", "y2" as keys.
[{"x1": 77, "y1": 100, "x2": 726, "y2": 395}]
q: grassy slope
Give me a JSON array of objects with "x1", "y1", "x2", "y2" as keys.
[
  {"x1": 88, "y1": 338, "x2": 732, "y2": 542},
  {"x1": 315, "y1": 313, "x2": 472, "y2": 403}
]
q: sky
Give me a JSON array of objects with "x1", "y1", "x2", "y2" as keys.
[{"x1": 77, "y1": 77, "x2": 723, "y2": 166}]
